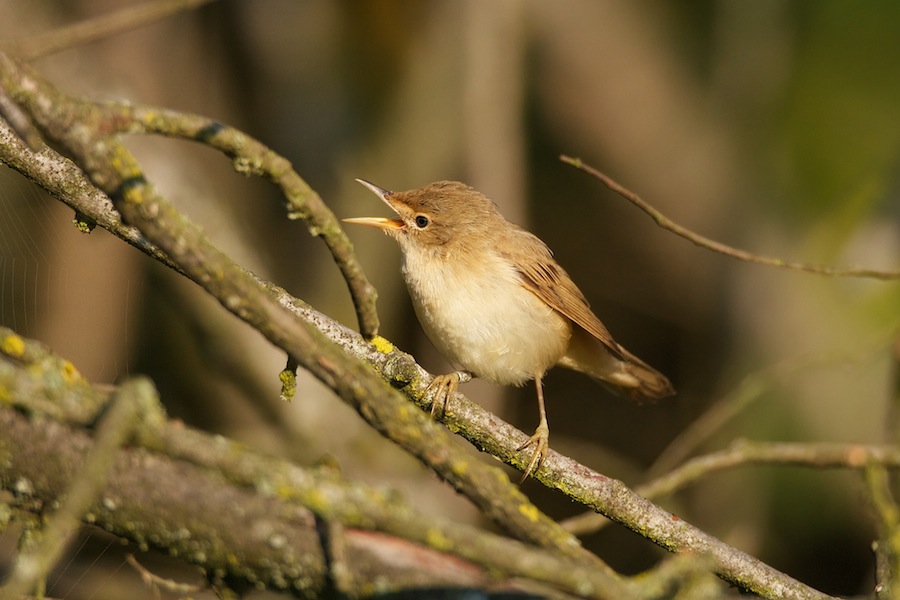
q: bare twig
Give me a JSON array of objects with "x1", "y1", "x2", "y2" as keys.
[
  {"x1": 126, "y1": 554, "x2": 203, "y2": 597},
  {"x1": 562, "y1": 440, "x2": 900, "y2": 536},
  {"x1": 560, "y1": 154, "x2": 900, "y2": 280},
  {"x1": 0, "y1": 86, "x2": 41, "y2": 150},
  {"x1": 646, "y1": 440, "x2": 900, "y2": 497},
  {"x1": 1, "y1": 0, "x2": 217, "y2": 60},
  {"x1": 649, "y1": 348, "x2": 883, "y2": 478}
]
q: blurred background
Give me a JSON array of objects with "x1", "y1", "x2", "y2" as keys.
[{"x1": 1, "y1": 1, "x2": 899, "y2": 597}]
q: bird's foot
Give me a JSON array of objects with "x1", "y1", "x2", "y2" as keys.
[
  {"x1": 426, "y1": 371, "x2": 472, "y2": 418},
  {"x1": 516, "y1": 422, "x2": 550, "y2": 481}
]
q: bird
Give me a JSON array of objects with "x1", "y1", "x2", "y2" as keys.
[{"x1": 344, "y1": 179, "x2": 673, "y2": 479}]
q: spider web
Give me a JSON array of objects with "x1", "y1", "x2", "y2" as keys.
[
  {"x1": 0, "y1": 173, "x2": 139, "y2": 382},
  {"x1": 0, "y1": 172, "x2": 221, "y2": 599}
]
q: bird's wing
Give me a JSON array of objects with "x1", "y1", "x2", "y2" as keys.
[{"x1": 503, "y1": 230, "x2": 625, "y2": 359}]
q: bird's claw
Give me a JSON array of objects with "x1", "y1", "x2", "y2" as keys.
[
  {"x1": 516, "y1": 423, "x2": 550, "y2": 481},
  {"x1": 426, "y1": 371, "x2": 471, "y2": 418},
  {"x1": 426, "y1": 374, "x2": 456, "y2": 418}
]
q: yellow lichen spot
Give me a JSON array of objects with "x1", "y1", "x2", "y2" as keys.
[
  {"x1": 279, "y1": 368, "x2": 297, "y2": 402},
  {"x1": 61, "y1": 360, "x2": 82, "y2": 383},
  {"x1": 273, "y1": 484, "x2": 298, "y2": 501},
  {"x1": 304, "y1": 489, "x2": 330, "y2": 512},
  {"x1": 450, "y1": 460, "x2": 468, "y2": 477},
  {"x1": 425, "y1": 527, "x2": 452, "y2": 551},
  {"x1": 123, "y1": 186, "x2": 144, "y2": 204},
  {"x1": 518, "y1": 502, "x2": 541, "y2": 523},
  {"x1": 0, "y1": 334, "x2": 25, "y2": 358},
  {"x1": 72, "y1": 216, "x2": 95, "y2": 234},
  {"x1": 370, "y1": 335, "x2": 394, "y2": 354}
]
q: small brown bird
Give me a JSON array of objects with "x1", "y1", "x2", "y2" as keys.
[{"x1": 345, "y1": 179, "x2": 673, "y2": 479}]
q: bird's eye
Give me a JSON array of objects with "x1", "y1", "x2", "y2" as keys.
[{"x1": 414, "y1": 215, "x2": 430, "y2": 229}]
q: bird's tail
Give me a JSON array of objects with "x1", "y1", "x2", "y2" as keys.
[
  {"x1": 607, "y1": 347, "x2": 675, "y2": 402},
  {"x1": 557, "y1": 328, "x2": 674, "y2": 403}
]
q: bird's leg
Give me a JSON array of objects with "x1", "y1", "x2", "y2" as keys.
[
  {"x1": 517, "y1": 375, "x2": 550, "y2": 480},
  {"x1": 426, "y1": 370, "x2": 473, "y2": 418}
]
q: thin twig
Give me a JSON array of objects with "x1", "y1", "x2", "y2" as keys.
[
  {"x1": 0, "y1": 86, "x2": 41, "y2": 150},
  {"x1": 560, "y1": 154, "x2": 900, "y2": 280},
  {"x1": 562, "y1": 440, "x2": 900, "y2": 536},
  {"x1": 1, "y1": 0, "x2": 217, "y2": 60},
  {"x1": 126, "y1": 554, "x2": 203, "y2": 596},
  {"x1": 649, "y1": 346, "x2": 885, "y2": 478}
]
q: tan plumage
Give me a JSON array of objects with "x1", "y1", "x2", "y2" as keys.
[
  {"x1": 501, "y1": 223, "x2": 673, "y2": 401},
  {"x1": 345, "y1": 180, "x2": 673, "y2": 479}
]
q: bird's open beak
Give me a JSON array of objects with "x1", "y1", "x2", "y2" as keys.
[{"x1": 343, "y1": 178, "x2": 404, "y2": 230}]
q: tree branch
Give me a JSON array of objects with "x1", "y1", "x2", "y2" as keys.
[
  {"x1": 562, "y1": 440, "x2": 900, "y2": 536},
  {"x1": 0, "y1": 378, "x2": 148, "y2": 599},
  {"x1": 0, "y1": 407, "x2": 507, "y2": 597},
  {"x1": 0, "y1": 329, "x2": 634, "y2": 600},
  {"x1": 122, "y1": 103, "x2": 382, "y2": 339},
  {"x1": 560, "y1": 154, "x2": 900, "y2": 281}
]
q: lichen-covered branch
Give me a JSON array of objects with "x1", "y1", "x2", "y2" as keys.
[
  {"x1": 123, "y1": 104, "x2": 381, "y2": 339},
  {"x1": 0, "y1": 378, "x2": 148, "y2": 599},
  {"x1": 0, "y1": 52, "x2": 596, "y2": 569},
  {"x1": 269, "y1": 300, "x2": 840, "y2": 599},
  {"x1": 0, "y1": 60, "x2": 378, "y2": 338},
  {"x1": 0, "y1": 407, "x2": 496, "y2": 597},
  {"x1": 0, "y1": 328, "x2": 635, "y2": 600}
]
